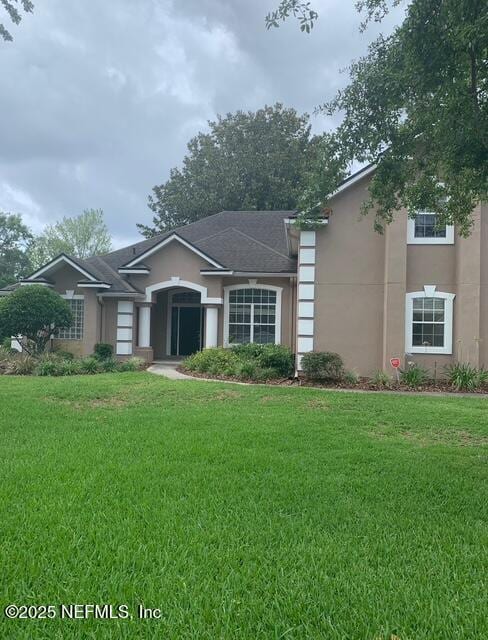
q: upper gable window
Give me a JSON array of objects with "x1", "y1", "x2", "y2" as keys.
[{"x1": 407, "y1": 212, "x2": 454, "y2": 245}]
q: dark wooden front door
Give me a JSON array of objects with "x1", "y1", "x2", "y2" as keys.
[{"x1": 171, "y1": 306, "x2": 202, "y2": 356}]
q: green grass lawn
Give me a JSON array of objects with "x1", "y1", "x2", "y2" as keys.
[{"x1": 0, "y1": 373, "x2": 487, "y2": 639}]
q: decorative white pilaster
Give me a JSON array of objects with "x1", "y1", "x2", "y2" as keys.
[
  {"x1": 116, "y1": 301, "x2": 134, "y2": 355},
  {"x1": 204, "y1": 306, "x2": 219, "y2": 348},
  {"x1": 296, "y1": 230, "x2": 316, "y2": 370},
  {"x1": 138, "y1": 305, "x2": 151, "y2": 348}
]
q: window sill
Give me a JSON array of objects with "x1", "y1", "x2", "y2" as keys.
[
  {"x1": 407, "y1": 238, "x2": 455, "y2": 245},
  {"x1": 407, "y1": 347, "x2": 452, "y2": 355}
]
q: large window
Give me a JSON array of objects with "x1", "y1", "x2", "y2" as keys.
[
  {"x1": 225, "y1": 286, "x2": 281, "y2": 345},
  {"x1": 405, "y1": 290, "x2": 454, "y2": 354},
  {"x1": 58, "y1": 298, "x2": 84, "y2": 340},
  {"x1": 407, "y1": 212, "x2": 454, "y2": 244}
]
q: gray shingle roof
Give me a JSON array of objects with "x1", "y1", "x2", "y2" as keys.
[
  {"x1": 2, "y1": 211, "x2": 296, "y2": 294},
  {"x1": 100, "y1": 210, "x2": 297, "y2": 279}
]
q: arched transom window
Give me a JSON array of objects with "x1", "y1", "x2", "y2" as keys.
[{"x1": 224, "y1": 286, "x2": 282, "y2": 345}]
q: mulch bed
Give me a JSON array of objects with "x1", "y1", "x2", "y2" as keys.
[{"x1": 177, "y1": 367, "x2": 488, "y2": 395}]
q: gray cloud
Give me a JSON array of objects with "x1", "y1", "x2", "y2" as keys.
[{"x1": 0, "y1": 0, "x2": 402, "y2": 247}]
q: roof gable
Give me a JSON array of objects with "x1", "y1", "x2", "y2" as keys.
[
  {"x1": 121, "y1": 233, "x2": 226, "y2": 269},
  {"x1": 25, "y1": 254, "x2": 99, "y2": 282}
]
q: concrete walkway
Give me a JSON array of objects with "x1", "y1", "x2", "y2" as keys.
[{"x1": 147, "y1": 360, "x2": 192, "y2": 380}]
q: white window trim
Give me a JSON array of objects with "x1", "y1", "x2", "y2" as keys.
[
  {"x1": 405, "y1": 288, "x2": 455, "y2": 355},
  {"x1": 407, "y1": 213, "x2": 454, "y2": 245},
  {"x1": 223, "y1": 284, "x2": 282, "y2": 347}
]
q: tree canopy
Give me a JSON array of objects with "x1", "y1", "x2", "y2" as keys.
[
  {"x1": 140, "y1": 104, "x2": 322, "y2": 237},
  {"x1": 29, "y1": 209, "x2": 112, "y2": 269},
  {"x1": 0, "y1": 285, "x2": 72, "y2": 354},
  {"x1": 0, "y1": 212, "x2": 32, "y2": 288},
  {"x1": 0, "y1": 0, "x2": 33, "y2": 41},
  {"x1": 267, "y1": 0, "x2": 488, "y2": 235}
]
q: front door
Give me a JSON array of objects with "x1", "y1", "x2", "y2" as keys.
[{"x1": 171, "y1": 306, "x2": 202, "y2": 356}]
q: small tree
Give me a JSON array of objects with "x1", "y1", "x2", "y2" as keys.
[
  {"x1": 0, "y1": 285, "x2": 73, "y2": 354},
  {"x1": 28, "y1": 209, "x2": 112, "y2": 270}
]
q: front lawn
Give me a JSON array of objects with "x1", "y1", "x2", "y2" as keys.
[{"x1": 1, "y1": 373, "x2": 487, "y2": 639}]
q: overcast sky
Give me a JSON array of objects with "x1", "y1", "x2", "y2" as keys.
[{"x1": 0, "y1": 0, "x2": 402, "y2": 248}]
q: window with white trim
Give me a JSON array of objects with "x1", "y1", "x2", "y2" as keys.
[
  {"x1": 58, "y1": 298, "x2": 84, "y2": 340},
  {"x1": 405, "y1": 290, "x2": 455, "y2": 354},
  {"x1": 407, "y1": 212, "x2": 454, "y2": 245},
  {"x1": 227, "y1": 288, "x2": 278, "y2": 345}
]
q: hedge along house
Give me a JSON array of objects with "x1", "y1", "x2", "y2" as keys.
[{"x1": 3, "y1": 166, "x2": 487, "y2": 375}]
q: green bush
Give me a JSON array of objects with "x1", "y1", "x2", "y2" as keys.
[
  {"x1": 4, "y1": 355, "x2": 31, "y2": 375},
  {"x1": 94, "y1": 343, "x2": 114, "y2": 360},
  {"x1": 78, "y1": 357, "x2": 101, "y2": 374},
  {"x1": 231, "y1": 343, "x2": 264, "y2": 359},
  {"x1": 301, "y1": 352, "x2": 344, "y2": 381},
  {"x1": 344, "y1": 370, "x2": 360, "y2": 385},
  {"x1": 257, "y1": 344, "x2": 294, "y2": 377},
  {"x1": 35, "y1": 355, "x2": 62, "y2": 376},
  {"x1": 184, "y1": 345, "x2": 293, "y2": 381},
  {"x1": 2, "y1": 337, "x2": 13, "y2": 351},
  {"x1": 184, "y1": 348, "x2": 239, "y2": 375},
  {"x1": 4, "y1": 354, "x2": 37, "y2": 375},
  {"x1": 235, "y1": 360, "x2": 257, "y2": 380},
  {"x1": 253, "y1": 367, "x2": 280, "y2": 382},
  {"x1": 99, "y1": 357, "x2": 119, "y2": 372},
  {"x1": 400, "y1": 363, "x2": 430, "y2": 388},
  {"x1": 117, "y1": 357, "x2": 146, "y2": 372},
  {"x1": 371, "y1": 371, "x2": 392, "y2": 388},
  {"x1": 52, "y1": 348, "x2": 75, "y2": 360},
  {"x1": 0, "y1": 345, "x2": 11, "y2": 361},
  {"x1": 0, "y1": 285, "x2": 73, "y2": 354},
  {"x1": 35, "y1": 356, "x2": 83, "y2": 376},
  {"x1": 445, "y1": 362, "x2": 487, "y2": 391}
]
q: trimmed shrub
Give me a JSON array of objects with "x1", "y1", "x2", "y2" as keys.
[
  {"x1": 184, "y1": 348, "x2": 239, "y2": 375},
  {"x1": 231, "y1": 343, "x2": 264, "y2": 359},
  {"x1": 400, "y1": 363, "x2": 429, "y2": 388},
  {"x1": 445, "y1": 362, "x2": 487, "y2": 391},
  {"x1": 257, "y1": 344, "x2": 294, "y2": 377},
  {"x1": 0, "y1": 285, "x2": 73, "y2": 354},
  {"x1": 301, "y1": 351, "x2": 344, "y2": 381},
  {"x1": 94, "y1": 343, "x2": 114, "y2": 360},
  {"x1": 117, "y1": 357, "x2": 146, "y2": 372}
]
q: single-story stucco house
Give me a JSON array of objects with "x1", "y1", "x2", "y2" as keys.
[{"x1": 3, "y1": 165, "x2": 488, "y2": 375}]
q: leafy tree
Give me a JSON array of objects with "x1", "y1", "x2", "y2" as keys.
[
  {"x1": 267, "y1": 1, "x2": 488, "y2": 235},
  {"x1": 29, "y1": 209, "x2": 112, "y2": 269},
  {"x1": 140, "y1": 104, "x2": 322, "y2": 237},
  {"x1": 1, "y1": 0, "x2": 33, "y2": 41},
  {"x1": 0, "y1": 212, "x2": 32, "y2": 288},
  {"x1": 0, "y1": 285, "x2": 72, "y2": 354}
]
